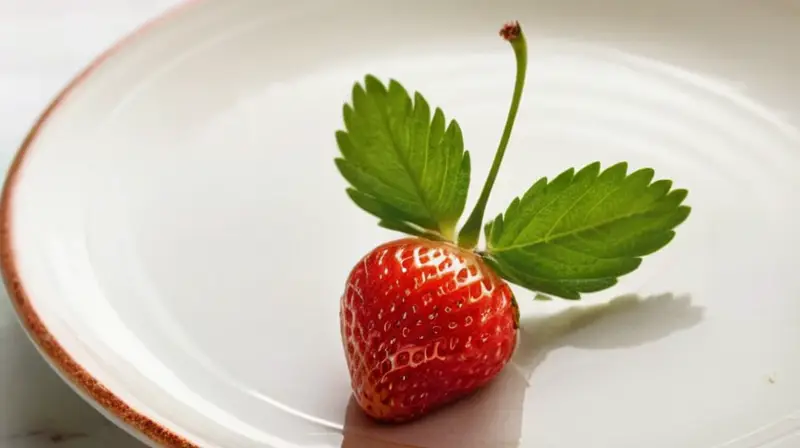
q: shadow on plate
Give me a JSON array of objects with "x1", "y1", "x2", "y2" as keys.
[{"x1": 339, "y1": 293, "x2": 704, "y2": 448}]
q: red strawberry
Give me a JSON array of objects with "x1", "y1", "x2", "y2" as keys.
[
  {"x1": 340, "y1": 237, "x2": 519, "y2": 422},
  {"x1": 334, "y1": 19, "x2": 689, "y2": 425}
]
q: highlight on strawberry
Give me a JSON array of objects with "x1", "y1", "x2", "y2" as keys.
[{"x1": 333, "y1": 21, "x2": 691, "y2": 422}]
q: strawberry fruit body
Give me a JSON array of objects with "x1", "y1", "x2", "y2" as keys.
[{"x1": 340, "y1": 237, "x2": 518, "y2": 422}]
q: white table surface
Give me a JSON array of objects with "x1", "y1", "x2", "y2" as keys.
[{"x1": 0, "y1": 1, "x2": 183, "y2": 446}]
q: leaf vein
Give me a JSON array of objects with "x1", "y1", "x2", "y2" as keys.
[
  {"x1": 581, "y1": 183, "x2": 625, "y2": 225},
  {"x1": 544, "y1": 182, "x2": 595, "y2": 242},
  {"x1": 374, "y1": 97, "x2": 431, "y2": 213},
  {"x1": 509, "y1": 188, "x2": 567, "y2": 246},
  {"x1": 496, "y1": 205, "x2": 661, "y2": 252}
]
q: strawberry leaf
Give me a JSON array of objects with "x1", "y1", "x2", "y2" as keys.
[
  {"x1": 482, "y1": 162, "x2": 690, "y2": 300},
  {"x1": 335, "y1": 76, "x2": 471, "y2": 240}
]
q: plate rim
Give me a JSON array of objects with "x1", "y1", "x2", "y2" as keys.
[{"x1": 0, "y1": 1, "x2": 203, "y2": 447}]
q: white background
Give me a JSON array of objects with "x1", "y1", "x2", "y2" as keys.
[{"x1": 0, "y1": 1, "x2": 180, "y2": 446}]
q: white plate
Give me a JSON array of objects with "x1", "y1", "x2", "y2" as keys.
[{"x1": 2, "y1": 0, "x2": 800, "y2": 447}]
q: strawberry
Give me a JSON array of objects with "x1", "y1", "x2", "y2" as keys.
[
  {"x1": 340, "y1": 237, "x2": 519, "y2": 422},
  {"x1": 334, "y1": 20, "x2": 689, "y2": 423}
]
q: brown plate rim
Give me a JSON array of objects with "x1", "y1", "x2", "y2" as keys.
[{"x1": 0, "y1": 1, "x2": 203, "y2": 447}]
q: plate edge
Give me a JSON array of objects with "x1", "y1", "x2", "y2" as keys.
[{"x1": 0, "y1": 2, "x2": 205, "y2": 447}]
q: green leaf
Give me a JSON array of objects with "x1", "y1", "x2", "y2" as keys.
[
  {"x1": 335, "y1": 75, "x2": 471, "y2": 240},
  {"x1": 483, "y1": 161, "x2": 690, "y2": 300}
]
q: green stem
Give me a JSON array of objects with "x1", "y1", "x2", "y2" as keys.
[{"x1": 457, "y1": 22, "x2": 529, "y2": 249}]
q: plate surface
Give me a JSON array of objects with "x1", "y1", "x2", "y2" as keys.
[{"x1": 3, "y1": 0, "x2": 800, "y2": 447}]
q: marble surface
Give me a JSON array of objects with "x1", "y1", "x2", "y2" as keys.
[{"x1": 0, "y1": 1, "x2": 181, "y2": 446}]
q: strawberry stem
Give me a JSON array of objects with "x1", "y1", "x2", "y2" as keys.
[{"x1": 457, "y1": 22, "x2": 528, "y2": 249}]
